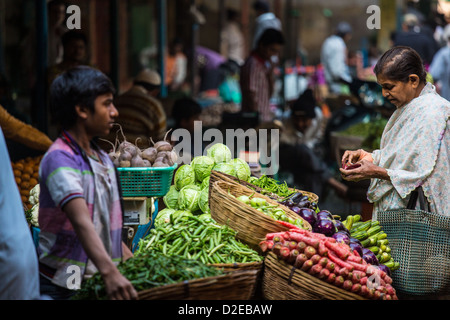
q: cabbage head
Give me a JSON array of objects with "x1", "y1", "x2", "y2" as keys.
[
  {"x1": 174, "y1": 164, "x2": 195, "y2": 191},
  {"x1": 198, "y1": 187, "x2": 210, "y2": 214},
  {"x1": 229, "y1": 158, "x2": 251, "y2": 181},
  {"x1": 191, "y1": 155, "x2": 215, "y2": 182},
  {"x1": 178, "y1": 185, "x2": 201, "y2": 212},
  {"x1": 171, "y1": 210, "x2": 193, "y2": 222},
  {"x1": 163, "y1": 185, "x2": 179, "y2": 209},
  {"x1": 206, "y1": 143, "x2": 232, "y2": 164},
  {"x1": 155, "y1": 208, "x2": 176, "y2": 227},
  {"x1": 198, "y1": 212, "x2": 214, "y2": 223},
  {"x1": 212, "y1": 162, "x2": 236, "y2": 177},
  {"x1": 201, "y1": 176, "x2": 210, "y2": 190}
]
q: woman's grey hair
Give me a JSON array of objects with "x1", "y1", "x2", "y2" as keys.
[{"x1": 373, "y1": 46, "x2": 427, "y2": 83}]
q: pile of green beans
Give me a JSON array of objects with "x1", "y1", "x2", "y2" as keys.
[
  {"x1": 135, "y1": 215, "x2": 263, "y2": 265},
  {"x1": 73, "y1": 251, "x2": 224, "y2": 300},
  {"x1": 250, "y1": 175, "x2": 295, "y2": 198}
]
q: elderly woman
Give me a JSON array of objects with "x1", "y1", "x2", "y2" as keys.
[{"x1": 339, "y1": 46, "x2": 449, "y2": 219}]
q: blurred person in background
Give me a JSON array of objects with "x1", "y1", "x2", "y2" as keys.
[
  {"x1": 279, "y1": 89, "x2": 348, "y2": 199},
  {"x1": 429, "y1": 24, "x2": 450, "y2": 101},
  {"x1": 393, "y1": 13, "x2": 438, "y2": 66},
  {"x1": 107, "y1": 69, "x2": 167, "y2": 147},
  {"x1": 240, "y1": 28, "x2": 285, "y2": 123},
  {"x1": 320, "y1": 22, "x2": 353, "y2": 94},
  {"x1": 220, "y1": 8, "x2": 245, "y2": 66},
  {"x1": 252, "y1": 0, "x2": 282, "y2": 50},
  {"x1": 166, "y1": 38, "x2": 188, "y2": 93}
]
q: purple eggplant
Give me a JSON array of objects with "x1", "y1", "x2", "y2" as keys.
[
  {"x1": 349, "y1": 237, "x2": 362, "y2": 245},
  {"x1": 297, "y1": 208, "x2": 317, "y2": 226},
  {"x1": 316, "y1": 210, "x2": 333, "y2": 220},
  {"x1": 290, "y1": 206, "x2": 301, "y2": 214},
  {"x1": 349, "y1": 242, "x2": 363, "y2": 257},
  {"x1": 313, "y1": 218, "x2": 336, "y2": 236},
  {"x1": 333, "y1": 219, "x2": 348, "y2": 233},
  {"x1": 332, "y1": 231, "x2": 350, "y2": 244},
  {"x1": 362, "y1": 248, "x2": 379, "y2": 265}
]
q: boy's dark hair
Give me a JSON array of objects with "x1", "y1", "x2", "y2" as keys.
[
  {"x1": 257, "y1": 28, "x2": 285, "y2": 47},
  {"x1": 171, "y1": 98, "x2": 202, "y2": 127},
  {"x1": 50, "y1": 66, "x2": 116, "y2": 129}
]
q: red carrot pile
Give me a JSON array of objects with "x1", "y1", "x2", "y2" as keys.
[{"x1": 260, "y1": 222, "x2": 398, "y2": 300}]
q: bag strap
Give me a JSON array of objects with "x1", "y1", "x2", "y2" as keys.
[{"x1": 407, "y1": 186, "x2": 429, "y2": 211}]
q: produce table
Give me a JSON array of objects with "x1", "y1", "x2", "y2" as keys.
[{"x1": 24, "y1": 139, "x2": 400, "y2": 301}]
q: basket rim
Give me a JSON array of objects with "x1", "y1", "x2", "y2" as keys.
[
  {"x1": 118, "y1": 163, "x2": 178, "y2": 172},
  {"x1": 211, "y1": 179, "x2": 312, "y2": 231},
  {"x1": 137, "y1": 269, "x2": 259, "y2": 299},
  {"x1": 210, "y1": 170, "x2": 319, "y2": 202}
]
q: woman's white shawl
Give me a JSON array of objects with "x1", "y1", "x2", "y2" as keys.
[{"x1": 368, "y1": 83, "x2": 450, "y2": 218}]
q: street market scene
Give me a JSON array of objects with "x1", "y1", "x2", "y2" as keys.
[{"x1": 0, "y1": 0, "x2": 450, "y2": 306}]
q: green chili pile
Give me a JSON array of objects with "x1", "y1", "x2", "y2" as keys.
[
  {"x1": 135, "y1": 214, "x2": 263, "y2": 264},
  {"x1": 249, "y1": 175, "x2": 295, "y2": 198},
  {"x1": 73, "y1": 251, "x2": 224, "y2": 300}
]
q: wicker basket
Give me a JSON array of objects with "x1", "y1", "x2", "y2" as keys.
[
  {"x1": 137, "y1": 269, "x2": 259, "y2": 300},
  {"x1": 209, "y1": 170, "x2": 319, "y2": 203},
  {"x1": 262, "y1": 252, "x2": 366, "y2": 300},
  {"x1": 209, "y1": 261, "x2": 263, "y2": 274},
  {"x1": 209, "y1": 180, "x2": 311, "y2": 251}
]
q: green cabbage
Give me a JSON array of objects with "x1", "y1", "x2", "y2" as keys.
[
  {"x1": 212, "y1": 162, "x2": 236, "y2": 177},
  {"x1": 206, "y1": 143, "x2": 232, "y2": 164},
  {"x1": 191, "y1": 155, "x2": 215, "y2": 182},
  {"x1": 174, "y1": 164, "x2": 196, "y2": 191},
  {"x1": 198, "y1": 212, "x2": 214, "y2": 223},
  {"x1": 201, "y1": 176, "x2": 210, "y2": 190},
  {"x1": 198, "y1": 187, "x2": 210, "y2": 214},
  {"x1": 229, "y1": 158, "x2": 251, "y2": 181},
  {"x1": 155, "y1": 208, "x2": 176, "y2": 227},
  {"x1": 163, "y1": 185, "x2": 180, "y2": 209},
  {"x1": 171, "y1": 210, "x2": 193, "y2": 221},
  {"x1": 178, "y1": 185, "x2": 201, "y2": 212}
]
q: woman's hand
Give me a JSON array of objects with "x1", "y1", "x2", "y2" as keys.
[
  {"x1": 341, "y1": 149, "x2": 373, "y2": 168},
  {"x1": 339, "y1": 159, "x2": 389, "y2": 182}
]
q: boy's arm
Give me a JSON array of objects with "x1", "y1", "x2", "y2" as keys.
[{"x1": 63, "y1": 198, "x2": 137, "y2": 300}]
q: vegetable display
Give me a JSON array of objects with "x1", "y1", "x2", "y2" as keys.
[
  {"x1": 236, "y1": 193, "x2": 305, "y2": 230},
  {"x1": 136, "y1": 213, "x2": 263, "y2": 265},
  {"x1": 73, "y1": 251, "x2": 224, "y2": 300},
  {"x1": 343, "y1": 215, "x2": 400, "y2": 274},
  {"x1": 162, "y1": 143, "x2": 251, "y2": 217},
  {"x1": 260, "y1": 225, "x2": 398, "y2": 300},
  {"x1": 102, "y1": 124, "x2": 177, "y2": 168}
]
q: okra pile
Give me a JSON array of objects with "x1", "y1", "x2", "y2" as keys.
[
  {"x1": 135, "y1": 214, "x2": 263, "y2": 264},
  {"x1": 345, "y1": 215, "x2": 400, "y2": 272},
  {"x1": 73, "y1": 251, "x2": 224, "y2": 300}
]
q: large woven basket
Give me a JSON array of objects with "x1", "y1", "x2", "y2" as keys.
[
  {"x1": 262, "y1": 252, "x2": 366, "y2": 300},
  {"x1": 209, "y1": 170, "x2": 319, "y2": 203},
  {"x1": 209, "y1": 179, "x2": 311, "y2": 251},
  {"x1": 209, "y1": 261, "x2": 263, "y2": 274},
  {"x1": 137, "y1": 269, "x2": 258, "y2": 300}
]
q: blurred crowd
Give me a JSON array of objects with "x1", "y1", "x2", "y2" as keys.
[{"x1": 2, "y1": 0, "x2": 450, "y2": 208}]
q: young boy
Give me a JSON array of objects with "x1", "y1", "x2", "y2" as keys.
[{"x1": 38, "y1": 66, "x2": 137, "y2": 300}]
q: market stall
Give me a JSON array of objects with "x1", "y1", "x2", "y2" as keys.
[{"x1": 20, "y1": 122, "x2": 401, "y2": 300}]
